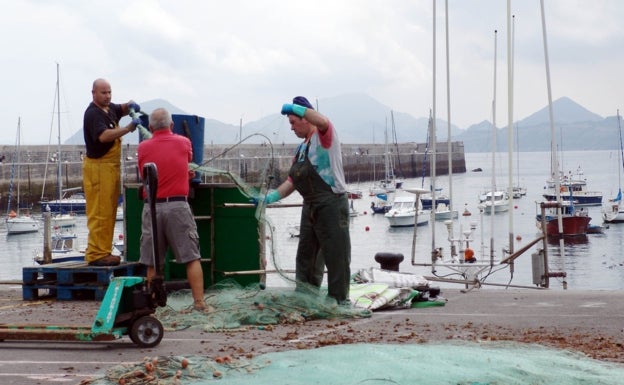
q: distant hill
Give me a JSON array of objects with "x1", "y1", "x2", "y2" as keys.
[
  {"x1": 64, "y1": 94, "x2": 618, "y2": 152},
  {"x1": 454, "y1": 97, "x2": 617, "y2": 152}
]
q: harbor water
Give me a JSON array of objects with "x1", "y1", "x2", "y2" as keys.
[{"x1": 2, "y1": 150, "x2": 623, "y2": 290}]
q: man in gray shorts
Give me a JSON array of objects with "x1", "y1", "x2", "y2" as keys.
[{"x1": 137, "y1": 107, "x2": 207, "y2": 312}]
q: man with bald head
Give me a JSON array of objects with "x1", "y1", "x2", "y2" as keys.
[{"x1": 82, "y1": 78, "x2": 141, "y2": 266}]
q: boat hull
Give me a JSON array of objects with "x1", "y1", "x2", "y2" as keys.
[
  {"x1": 537, "y1": 215, "x2": 592, "y2": 236},
  {"x1": 385, "y1": 214, "x2": 429, "y2": 227},
  {"x1": 6, "y1": 217, "x2": 40, "y2": 235},
  {"x1": 602, "y1": 203, "x2": 624, "y2": 223},
  {"x1": 40, "y1": 199, "x2": 86, "y2": 215}
]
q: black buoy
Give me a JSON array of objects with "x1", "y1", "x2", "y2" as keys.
[{"x1": 374, "y1": 252, "x2": 404, "y2": 271}]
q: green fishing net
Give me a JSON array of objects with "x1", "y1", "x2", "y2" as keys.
[
  {"x1": 157, "y1": 280, "x2": 371, "y2": 332},
  {"x1": 82, "y1": 342, "x2": 624, "y2": 385}
]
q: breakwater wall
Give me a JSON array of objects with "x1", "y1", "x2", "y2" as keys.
[{"x1": 0, "y1": 141, "x2": 465, "y2": 211}]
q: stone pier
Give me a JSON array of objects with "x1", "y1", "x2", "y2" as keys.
[{"x1": 0, "y1": 141, "x2": 465, "y2": 212}]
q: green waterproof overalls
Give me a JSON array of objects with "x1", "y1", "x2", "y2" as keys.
[{"x1": 289, "y1": 141, "x2": 351, "y2": 302}]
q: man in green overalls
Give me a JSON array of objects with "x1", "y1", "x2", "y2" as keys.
[{"x1": 264, "y1": 96, "x2": 351, "y2": 304}]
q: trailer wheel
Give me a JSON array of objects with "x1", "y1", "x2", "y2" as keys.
[{"x1": 130, "y1": 316, "x2": 164, "y2": 348}]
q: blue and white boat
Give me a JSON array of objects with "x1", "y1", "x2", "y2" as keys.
[{"x1": 543, "y1": 168, "x2": 602, "y2": 206}]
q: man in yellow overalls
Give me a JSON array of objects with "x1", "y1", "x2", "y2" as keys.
[{"x1": 82, "y1": 78, "x2": 141, "y2": 266}]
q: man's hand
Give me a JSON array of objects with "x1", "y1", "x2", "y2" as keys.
[{"x1": 128, "y1": 101, "x2": 141, "y2": 113}]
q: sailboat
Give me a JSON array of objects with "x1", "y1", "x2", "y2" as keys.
[
  {"x1": 512, "y1": 124, "x2": 527, "y2": 198},
  {"x1": 477, "y1": 30, "x2": 509, "y2": 215},
  {"x1": 379, "y1": 118, "x2": 397, "y2": 193},
  {"x1": 602, "y1": 110, "x2": 624, "y2": 223},
  {"x1": 389, "y1": 110, "x2": 403, "y2": 190},
  {"x1": 419, "y1": 111, "x2": 450, "y2": 211},
  {"x1": 534, "y1": 3, "x2": 591, "y2": 238},
  {"x1": 39, "y1": 64, "x2": 85, "y2": 219},
  {"x1": 6, "y1": 118, "x2": 40, "y2": 235}
]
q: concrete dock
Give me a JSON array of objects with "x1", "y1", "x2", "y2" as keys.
[{"x1": 0, "y1": 284, "x2": 622, "y2": 385}]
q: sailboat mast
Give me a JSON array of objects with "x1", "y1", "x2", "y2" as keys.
[
  {"x1": 540, "y1": 0, "x2": 564, "y2": 280},
  {"x1": 618, "y1": 110, "x2": 623, "y2": 190},
  {"x1": 506, "y1": 4, "x2": 515, "y2": 254},
  {"x1": 6, "y1": 120, "x2": 19, "y2": 215},
  {"x1": 430, "y1": 0, "x2": 437, "y2": 265},
  {"x1": 489, "y1": 29, "x2": 497, "y2": 264},
  {"x1": 17, "y1": 119, "x2": 21, "y2": 214},
  {"x1": 56, "y1": 63, "x2": 62, "y2": 202},
  {"x1": 444, "y1": 0, "x2": 453, "y2": 214}
]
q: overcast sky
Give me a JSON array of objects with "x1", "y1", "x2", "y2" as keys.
[{"x1": 1, "y1": 0, "x2": 622, "y2": 145}]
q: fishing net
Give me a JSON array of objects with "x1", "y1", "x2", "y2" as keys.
[
  {"x1": 156, "y1": 280, "x2": 371, "y2": 332},
  {"x1": 81, "y1": 342, "x2": 624, "y2": 385}
]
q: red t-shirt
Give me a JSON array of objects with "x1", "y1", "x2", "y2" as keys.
[{"x1": 137, "y1": 129, "x2": 192, "y2": 199}]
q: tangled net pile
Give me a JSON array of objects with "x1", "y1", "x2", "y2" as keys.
[
  {"x1": 80, "y1": 354, "x2": 269, "y2": 385},
  {"x1": 158, "y1": 280, "x2": 371, "y2": 331}
]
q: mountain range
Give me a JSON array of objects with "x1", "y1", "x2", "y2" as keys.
[{"x1": 65, "y1": 94, "x2": 620, "y2": 152}]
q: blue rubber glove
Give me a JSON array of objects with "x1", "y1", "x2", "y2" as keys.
[
  {"x1": 265, "y1": 189, "x2": 281, "y2": 204},
  {"x1": 250, "y1": 189, "x2": 281, "y2": 205},
  {"x1": 129, "y1": 116, "x2": 141, "y2": 132},
  {"x1": 128, "y1": 101, "x2": 141, "y2": 113},
  {"x1": 281, "y1": 103, "x2": 307, "y2": 118}
]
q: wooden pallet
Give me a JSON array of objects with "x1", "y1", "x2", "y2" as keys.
[{"x1": 22, "y1": 262, "x2": 145, "y2": 301}]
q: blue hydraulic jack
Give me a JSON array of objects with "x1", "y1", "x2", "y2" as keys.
[{"x1": 0, "y1": 163, "x2": 168, "y2": 348}]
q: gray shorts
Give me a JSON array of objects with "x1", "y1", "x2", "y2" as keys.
[{"x1": 139, "y1": 201, "x2": 201, "y2": 267}]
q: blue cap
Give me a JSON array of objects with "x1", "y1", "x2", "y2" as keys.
[{"x1": 293, "y1": 96, "x2": 314, "y2": 110}]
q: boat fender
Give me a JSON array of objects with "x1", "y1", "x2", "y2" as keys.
[{"x1": 464, "y1": 248, "x2": 476, "y2": 263}]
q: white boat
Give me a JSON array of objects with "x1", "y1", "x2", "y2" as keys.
[
  {"x1": 602, "y1": 191, "x2": 624, "y2": 223},
  {"x1": 434, "y1": 202, "x2": 458, "y2": 220},
  {"x1": 113, "y1": 234, "x2": 125, "y2": 255},
  {"x1": 349, "y1": 200, "x2": 359, "y2": 217},
  {"x1": 7, "y1": 213, "x2": 40, "y2": 235},
  {"x1": 116, "y1": 205, "x2": 123, "y2": 221},
  {"x1": 51, "y1": 212, "x2": 77, "y2": 229},
  {"x1": 543, "y1": 167, "x2": 602, "y2": 206},
  {"x1": 384, "y1": 195, "x2": 429, "y2": 227},
  {"x1": 602, "y1": 110, "x2": 624, "y2": 223},
  {"x1": 286, "y1": 224, "x2": 300, "y2": 238},
  {"x1": 50, "y1": 231, "x2": 78, "y2": 254},
  {"x1": 478, "y1": 190, "x2": 510, "y2": 213},
  {"x1": 512, "y1": 186, "x2": 527, "y2": 199},
  {"x1": 6, "y1": 117, "x2": 40, "y2": 235}
]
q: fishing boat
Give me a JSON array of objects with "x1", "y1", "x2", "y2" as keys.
[
  {"x1": 39, "y1": 64, "x2": 86, "y2": 216},
  {"x1": 542, "y1": 167, "x2": 602, "y2": 207},
  {"x1": 602, "y1": 110, "x2": 624, "y2": 223},
  {"x1": 6, "y1": 118, "x2": 40, "y2": 235},
  {"x1": 535, "y1": 201, "x2": 591, "y2": 236}
]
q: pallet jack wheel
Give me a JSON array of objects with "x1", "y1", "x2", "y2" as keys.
[{"x1": 129, "y1": 316, "x2": 164, "y2": 348}]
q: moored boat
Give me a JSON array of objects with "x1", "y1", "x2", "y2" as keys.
[
  {"x1": 543, "y1": 167, "x2": 602, "y2": 206},
  {"x1": 477, "y1": 190, "x2": 510, "y2": 213},
  {"x1": 384, "y1": 195, "x2": 429, "y2": 227},
  {"x1": 535, "y1": 201, "x2": 591, "y2": 236}
]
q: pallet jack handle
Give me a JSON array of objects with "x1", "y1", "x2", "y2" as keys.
[{"x1": 143, "y1": 162, "x2": 167, "y2": 307}]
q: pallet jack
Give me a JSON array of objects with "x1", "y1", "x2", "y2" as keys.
[{"x1": 0, "y1": 163, "x2": 168, "y2": 348}]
